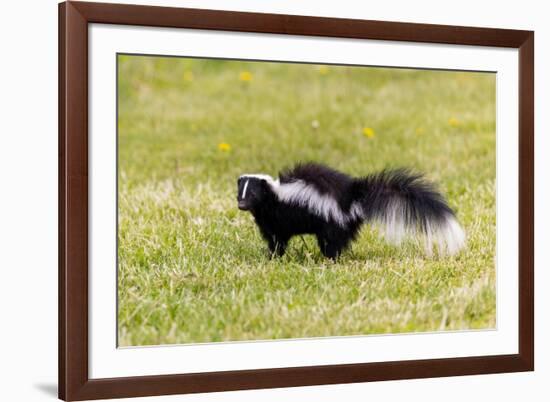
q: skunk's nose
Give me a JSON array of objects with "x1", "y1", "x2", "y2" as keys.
[{"x1": 238, "y1": 201, "x2": 249, "y2": 210}]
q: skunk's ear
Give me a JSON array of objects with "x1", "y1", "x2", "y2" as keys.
[{"x1": 260, "y1": 179, "x2": 269, "y2": 190}]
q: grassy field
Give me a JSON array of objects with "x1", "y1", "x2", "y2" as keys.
[{"x1": 117, "y1": 55, "x2": 496, "y2": 346}]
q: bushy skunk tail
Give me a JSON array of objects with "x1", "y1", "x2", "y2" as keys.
[{"x1": 353, "y1": 169, "x2": 466, "y2": 255}]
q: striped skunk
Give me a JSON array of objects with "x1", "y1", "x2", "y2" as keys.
[{"x1": 237, "y1": 162, "x2": 465, "y2": 259}]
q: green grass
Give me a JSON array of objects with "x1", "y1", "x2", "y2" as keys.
[{"x1": 117, "y1": 55, "x2": 496, "y2": 346}]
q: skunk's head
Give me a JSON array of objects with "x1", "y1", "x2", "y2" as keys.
[{"x1": 237, "y1": 174, "x2": 276, "y2": 211}]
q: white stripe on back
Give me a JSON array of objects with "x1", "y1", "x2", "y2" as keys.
[{"x1": 272, "y1": 179, "x2": 348, "y2": 226}]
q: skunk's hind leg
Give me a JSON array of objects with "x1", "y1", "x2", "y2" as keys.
[{"x1": 316, "y1": 227, "x2": 353, "y2": 259}]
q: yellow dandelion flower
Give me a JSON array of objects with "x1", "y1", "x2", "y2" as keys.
[
  {"x1": 415, "y1": 127, "x2": 425, "y2": 135},
  {"x1": 448, "y1": 117, "x2": 460, "y2": 127},
  {"x1": 218, "y1": 142, "x2": 231, "y2": 152},
  {"x1": 183, "y1": 71, "x2": 194, "y2": 82},
  {"x1": 362, "y1": 127, "x2": 375, "y2": 138},
  {"x1": 318, "y1": 65, "x2": 329, "y2": 75},
  {"x1": 239, "y1": 71, "x2": 253, "y2": 82}
]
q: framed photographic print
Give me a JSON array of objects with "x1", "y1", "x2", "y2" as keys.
[{"x1": 59, "y1": 1, "x2": 534, "y2": 400}]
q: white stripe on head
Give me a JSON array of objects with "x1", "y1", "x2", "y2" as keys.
[{"x1": 241, "y1": 179, "x2": 250, "y2": 199}]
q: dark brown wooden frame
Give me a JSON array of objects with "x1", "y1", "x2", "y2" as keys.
[{"x1": 59, "y1": 1, "x2": 534, "y2": 400}]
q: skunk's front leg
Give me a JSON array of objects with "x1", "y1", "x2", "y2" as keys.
[
  {"x1": 267, "y1": 235, "x2": 288, "y2": 257},
  {"x1": 257, "y1": 224, "x2": 288, "y2": 257}
]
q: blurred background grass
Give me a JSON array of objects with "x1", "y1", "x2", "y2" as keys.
[{"x1": 117, "y1": 55, "x2": 496, "y2": 346}]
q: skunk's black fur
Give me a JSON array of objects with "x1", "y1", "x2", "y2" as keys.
[{"x1": 237, "y1": 162, "x2": 465, "y2": 259}]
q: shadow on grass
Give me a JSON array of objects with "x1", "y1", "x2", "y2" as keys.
[{"x1": 237, "y1": 241, "x2": 426, "y2": 268}]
